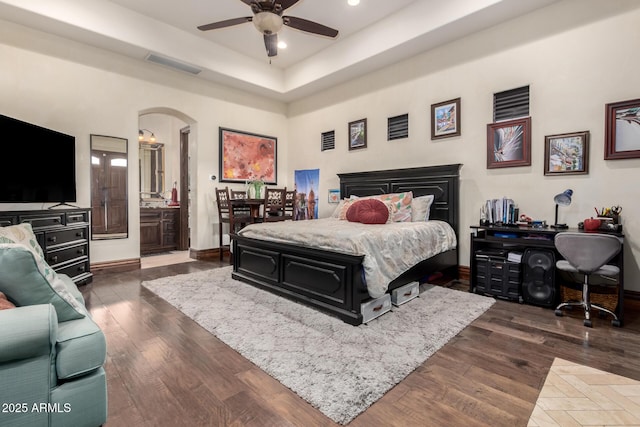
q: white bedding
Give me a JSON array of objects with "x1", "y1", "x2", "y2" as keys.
[{"x1": 236, "y1": 218, "x2": 457, "y2": 298}]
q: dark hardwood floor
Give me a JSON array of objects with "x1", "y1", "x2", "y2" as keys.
[{"x1": 83, "y1": 260, "x2": 640, "y2": 427}]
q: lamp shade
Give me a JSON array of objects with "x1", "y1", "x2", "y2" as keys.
[
  {"x1": 553, "y1": 189, "x2": 573, "y2": 206},
  {"x1": 253, "y1": 12, "x2": 283, "y2": 34}
]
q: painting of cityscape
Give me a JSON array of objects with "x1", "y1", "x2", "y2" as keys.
[{"x1": 294, "y1": 169, "x2": 319, "y2": 220}]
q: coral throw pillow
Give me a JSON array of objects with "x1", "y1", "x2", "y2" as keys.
[
  {"x1": 346, "y1": 199, "x2": 391, "y2": 224},
  {"x1": 0, "y1": 291, "x2": 16, "y2": 310}
]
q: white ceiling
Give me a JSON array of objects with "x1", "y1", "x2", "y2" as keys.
[{"x1": 0, "y1": 0, "x2": 560, "y2": 102}]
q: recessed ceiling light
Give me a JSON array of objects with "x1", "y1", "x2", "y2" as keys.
[
  {"x1": 347, "y1": 0, "x2": 360, "y2": 6},
  {"x1": 278, "y1": 41, "x2": 287, "y2": 49}
]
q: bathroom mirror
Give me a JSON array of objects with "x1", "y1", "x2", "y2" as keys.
[
  {"x1": 139, "y1": 142, "x2": 165, "y2": 199},
  {"x1": 91, "y1": 135, "x2": 128, "y2": 240}
]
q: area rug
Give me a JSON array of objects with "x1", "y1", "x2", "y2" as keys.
[
  {"x1": 142, "y1": 266, "x2": 495, "y2": 424},
  {"x1": 528, "y1": 358, "x2": 640, "y2": 426}
]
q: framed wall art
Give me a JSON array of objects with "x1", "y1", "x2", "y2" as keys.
[
  {"x1": 604, "y1": 98, "x2": 640, "y2": 160},
  {"x1": 431, "y1": 97, "x2": 461, "y2": 140},
  {"x1": 328, "y1": 189, "x2": 340, "y2": 203},
  {"x1": 219, "y1": 127, "x2": 277, "y2": 184},
  {"x1": 348, "y1": 118, "x2": 367, "y2": 150},
  {"x1": 486, "y1": 117, "x2": 531, "y2": 169},
  {"x1": 544, "y1": 131, "x2": 589, "y2": 175}
]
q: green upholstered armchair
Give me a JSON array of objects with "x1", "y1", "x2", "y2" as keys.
[{"x1": 0, "y1": 224, "x2": 107, "y2": 427}]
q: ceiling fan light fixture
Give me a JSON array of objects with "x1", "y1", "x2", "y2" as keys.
[
  {"x1": 253, "y1": 12, "x2": 283, "y2": 35},
  {"x1": 347, "y1": 0, "x2": 360, "y2": 6},
  {"x1": 277, "y1": 40, "x2": 287, "y2": 49}
]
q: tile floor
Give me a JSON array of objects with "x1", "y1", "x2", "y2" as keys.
[
  {"x1": 140, "y1": 250, "x2": 195, "y2": 269},
  {"x1": 529, "y1": 358, "x2": 640, "y2": 426}
]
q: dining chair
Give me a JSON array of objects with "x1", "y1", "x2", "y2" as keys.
[
  {"x1": 215, "y1": 187, "x2": 252, "y2": 261},
  {"x1": 262, "y1": 187, "x2": 287, "y2": 222},
  {"x1": 283, "y1": 189, "x2": 296, "y2": 221},
  {"x1": 229, "y1": 189, "x2": 251, "y2": 217},
  {"x1": 554, "y1": 232, "x2": 622, "y2": 327}
]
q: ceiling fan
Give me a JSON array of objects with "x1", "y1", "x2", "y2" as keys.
[{"x1": 198, "y1": 0, "x2": 339, "y2": 58}]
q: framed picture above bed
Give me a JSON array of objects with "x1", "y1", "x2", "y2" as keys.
[
  {"x1": 604, "y1": 98, "x2": 640, "y2": 160},
  {"x1": 348, "y1": 118, "x2": 367, "y2": 150},
  {"x1": 431, "y1": 97, "x2": 461, "y2": 140},
  {"x1": 219, "y1": 127, "x2": 277, "y2": 184},
  {"x1": 544, "y1": 131, "x2": 589, "y2": 175},
  {"x1": 487, "y1": 117, "x2": 531, "y2": 169}
]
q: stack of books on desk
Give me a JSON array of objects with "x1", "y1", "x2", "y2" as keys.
[{"x1": 481, "y1": 197, "x2": 518, "y2": 224}]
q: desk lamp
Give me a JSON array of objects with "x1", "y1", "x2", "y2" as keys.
[{"x1": 552, "y1": 189, "x2": 573, "y2": 229}]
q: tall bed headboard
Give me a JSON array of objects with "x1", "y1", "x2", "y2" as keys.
[{"x1": 338, "y1": 164, "x2": 462, "y2": 235}]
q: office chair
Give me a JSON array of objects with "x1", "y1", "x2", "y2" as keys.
[{"x1": 554, "y1": 232, "x2": 622, "y2": 327}]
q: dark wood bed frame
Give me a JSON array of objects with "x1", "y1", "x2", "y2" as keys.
[{"x1": 231, "y1": 164, "x2": 462, "y2": 325}]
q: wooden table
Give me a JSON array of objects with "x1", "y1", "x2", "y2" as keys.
[{"x1": 230, "y1": 199, "x2": 264, "y2": 222}]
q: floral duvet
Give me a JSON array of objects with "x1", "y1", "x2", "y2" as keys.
[{"x1": 236, "y1": 218, "x2": 457, "y2": 298}]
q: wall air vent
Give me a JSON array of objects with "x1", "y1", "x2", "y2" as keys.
[
  {"x1": 145, "y1": 53, "x2": 202, "y2": 75},
  {"x1": 321, "y1": 130, "x2": 335, "y2": 151},
  {"x1": 494, "y1": 85, "x2": 529, "y2": 122},
  {"x1": 387, "y1": 113, "x2": 409, "y2": 140}
]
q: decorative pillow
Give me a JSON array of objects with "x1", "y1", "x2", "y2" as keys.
[
  {"x1": 0, "y1": 222, "x2": 45, "y2": 257},
  {"x1": 411, "y1": 194, "x2": 435, "y2": 222},
  {"x1": 331, "y1": 199, "x2": 348, "y2": 218},
  {"x1": 0, "y1": 224, "x2": 85, "y2": 321},
  {"x1": 338, "y1": 199, "x2": 358, "y2": 220},
  {"x1": 0, "y1": 291, "x2": 16, "y2": 310},
  {"x1": 346, "y1": 199, "x2": 393, "y2": 224},
  {"x1": 351, "y1": 192, "x2": 413, "y2": 222}
]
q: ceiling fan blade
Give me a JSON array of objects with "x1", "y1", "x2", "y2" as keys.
[
  {"x1": 197, "y1": 17, "x2": 252, "y2": 31},
  {"x1": 239, "y1": 0, "x2": 253, "y2": 5},
  {"x1": 283, "y1": 16, "x2": 338, "y2": 38},
  {"x1": 264, "y1": 33, "x2": 278, "y2": 57},
  {"x1": 277, "y1": 0, "x2": 300, "y2": 11}
]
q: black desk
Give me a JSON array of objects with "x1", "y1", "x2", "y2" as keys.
[{"x1": 470, "y1": 225, "x2": 625, "y2": 325}]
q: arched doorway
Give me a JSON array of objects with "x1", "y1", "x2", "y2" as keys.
[{"x1": 138, "y1": 108, "x2": 195, "y2": 259}]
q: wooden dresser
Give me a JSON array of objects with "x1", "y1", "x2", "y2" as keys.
[{"x1": 0, "y1": 208, "x2": 92, "y2": 285}]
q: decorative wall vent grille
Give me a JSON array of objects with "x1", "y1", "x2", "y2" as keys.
[
  {"x1": 493, "y1": 85, "x2": 529, "y2": 122},
  {"x1": 388, "y1": 114, "x2": 409, "y2": 140},
  {"x1": 321, "y1": 130, "x2": 335, "y2": 151}
]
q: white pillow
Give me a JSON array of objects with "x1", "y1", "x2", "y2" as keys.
[{"x1": 411, "y1": 194, "x2": 435, "y2": 222}]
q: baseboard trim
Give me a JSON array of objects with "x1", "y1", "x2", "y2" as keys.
[
  {"x1": 190, "y1": 247, "x2": 223, "y2": 261},
  {"x1": 91, "y1": 258, "x2": 140, "y2": 275},
  {"x1": 458, "y1": 266, "x2": 470, "y2": 282},
  {"x1": 625, "y1": 290, "x2": 640, "y2": 300}
]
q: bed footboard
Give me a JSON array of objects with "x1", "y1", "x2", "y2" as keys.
[{"x1": 232, "y1": 234, "x2": 369, "y2": 325}]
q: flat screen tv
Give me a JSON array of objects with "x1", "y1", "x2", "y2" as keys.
[{"x1": 0, "y1": 114, "x2": 77, "y2": 203}]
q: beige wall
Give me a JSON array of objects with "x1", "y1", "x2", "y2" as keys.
[
  {"x1": 287, "y1": 0, "x2": 640, "y2": 290},
  {"x1": 0, "y1": 20, "x2": 288, "y2": 262}
]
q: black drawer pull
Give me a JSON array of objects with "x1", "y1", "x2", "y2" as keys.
[
  {"x1": 76, "y1": 231, "x2": 84, "y2": 238},
  {"x1": 77, "y1": 265, "x2": 86, "y2": 272},
  {"x1": 77, "y1": 248, "x2": 85, "y2": 255},
  {"x1": 48, "y1": 236, "x2": 57, "y2": 243},
  {"x1": 50, "y1": 255, "x2": 58, "y2": 263}
]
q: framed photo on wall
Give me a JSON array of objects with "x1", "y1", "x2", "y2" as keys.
[
  {"x1": 486, "y1": 117, "x2": 531, "y2": 169},
  {"x1": 219, "y1": 127, "x2": 277, "y2": 184},
  {"x1": 328, "y1": 189, "x2": 340, "y2": 203},
  {"x1": 605, "y1": 98, "x2": 640, "y2": 160},
  {"x1": 348, "y1": 118, "x2": 367, "y2": 150},
  {"x1": 544, "y1": 131, "x2": 589, "y2": 175},
  {"x1": 431, "y1": 97, "x2": 461, "y2": 140}
]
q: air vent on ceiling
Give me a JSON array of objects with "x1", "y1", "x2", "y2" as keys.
[
  {"x1": 145, "y1": 53, "x2": 202, "y2": 75},
  {"x1": 493, "y1": 85, "x2": 529, "y2": 122},
  {"x1": 387, "y1": 114, "x2": 409, "y2": 141},
  {"x1": 321, "y1": 130, "x2": 335, "y2": 151}
]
